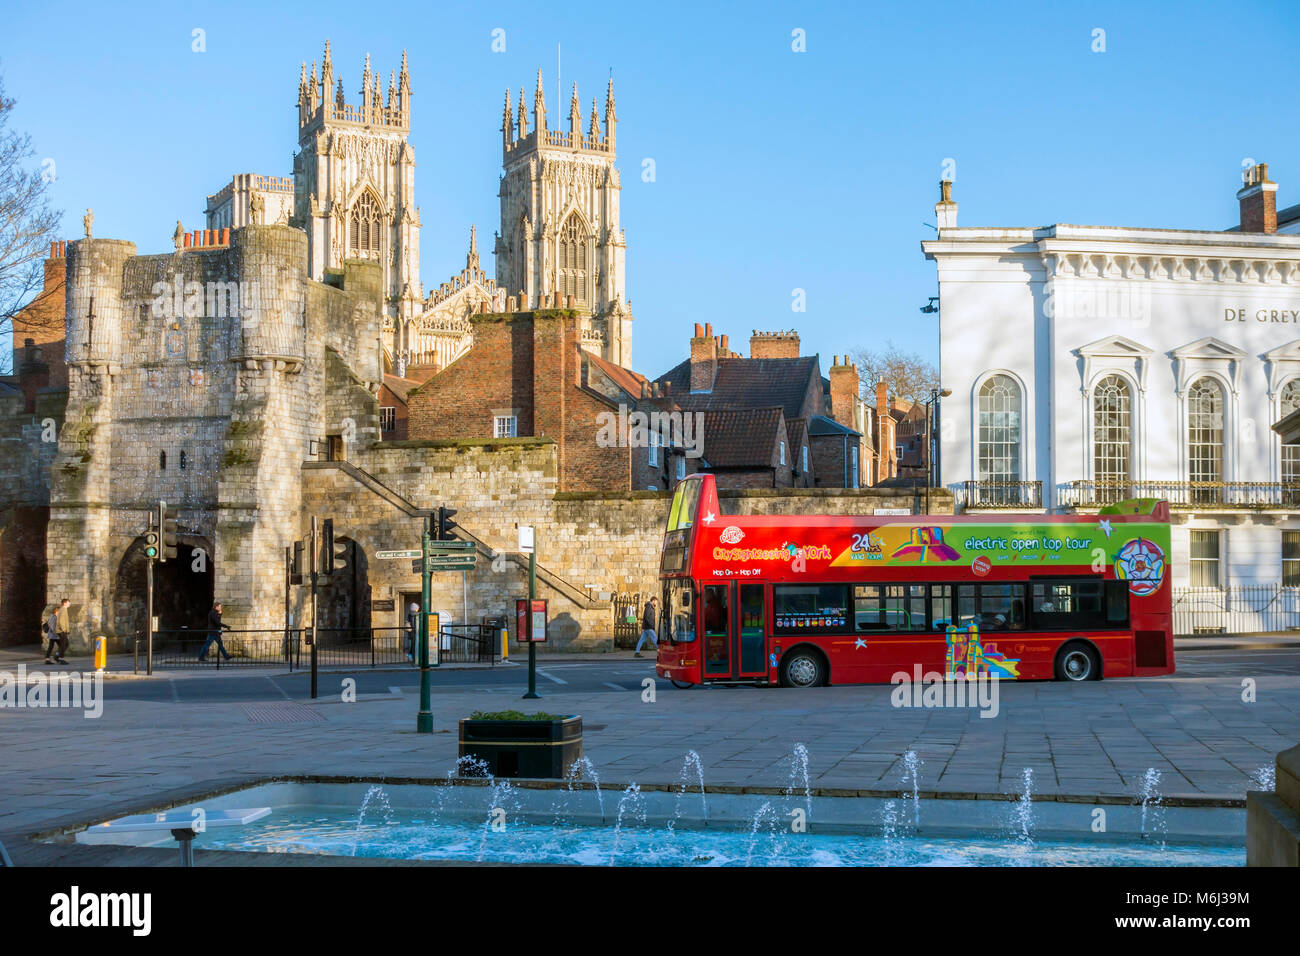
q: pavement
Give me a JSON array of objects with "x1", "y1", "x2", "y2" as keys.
[{"x1": 2, "y1": 642, "x2": 1298, "y2": 865}]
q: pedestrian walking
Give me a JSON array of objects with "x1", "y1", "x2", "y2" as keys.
[
  {"x1": 405, "y1": 602, "x2": 419, "y2": 662},
  {"x1": 634, "y1": 596, "x2": 659, "y2": 658},
  {"x1": 199, "y1": 602, "x2": 233, "y2": 662},
  {"x1": 45, "y1": 599, "x2": 71, "y2": 665}
]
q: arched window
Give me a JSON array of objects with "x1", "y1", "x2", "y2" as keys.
[
  {"x1": 1093, "y1": 375, "x2": 1131, "y2": 502},
  {"x1": 558, "y1": 214, "x2": 588, "y2": 306},
  {"x1": 977, "y1": 375, "x2": 1021, "y2": 503},
  {"x1": 1281, "y1": 379, "x2": 1300, "y2": 500},
  {"x1": 1187, "y1": 377, "x2": 1224, "y2": 504},
  {"x1": 349, "y1": 192, "x2": 382, "y2": 258}
]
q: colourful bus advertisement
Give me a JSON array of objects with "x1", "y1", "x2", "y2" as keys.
[{"x1": 655, "y1": 474, "x2": 1173, "y2": 688}]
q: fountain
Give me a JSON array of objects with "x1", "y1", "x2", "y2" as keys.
[
  {"x1": 350, "y1": 785, "x2": 393, "y2": 856},
  {"x1": 1008, "y1": 768, "x2": 1034, "y2": 859},
  {"x1": 609, "y1": 783, "x2": 647, "y2": 865},
  {"x1": 900, "y1": 751, "x2": 923, "y2": 828},
  {"x1": 881, "y1": 799, "x2": 900, "y2": 866},
  {"x1": 744, "y1": 802, "x2": 784, "y2": 866},
  {"x1": 669, "y1": 751, "x2": 709, "y2": 831},
  {"x1": 1138, "y1": 768, "x2": 1166, "y2": 846},
  {"x1": 563, "y1": 756, "x2": 605, "y2": 823},
  {"x1": 784, "y1": 743, "x2": 812, "y2": 816},
  {"x1": 476, "y1": 778, "x2": 518, "y2": 862}
]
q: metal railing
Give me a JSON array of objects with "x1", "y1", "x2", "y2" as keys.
[
  {"x1": 141, "y1": 628, "x2": 302, "y2": 670},
  {"x1": 137, "y1": 624, "x2": 501, "y2": 670},
  {"x1": 959, "y1": 480, "x2": 1043, "y2": 510},
  {"x1": 1064, "y1": 480, "x2": 1300, "y2": 509},
  {"x1": 612, "y1": 591, "x2": 646, "y2": 649},
  {"x1": 1172, "y1": 585, "x2": 1300, "y2": 636},
  {"x1": 437, "y1": 624, "x2": 498, "y2": 664}
]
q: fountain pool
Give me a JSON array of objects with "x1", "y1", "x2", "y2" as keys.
[{"x1": 68, "y1": 779, "x2": 1246, "y2": 867}]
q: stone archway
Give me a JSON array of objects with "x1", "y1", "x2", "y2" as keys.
[
  {"x1": 314, "y1": 537, "x2": 372, "y2": 644},
  {"x1": 113, "y1": 535, "x2": 215, "y2": 645}
]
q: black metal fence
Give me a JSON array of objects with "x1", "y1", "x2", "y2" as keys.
[
  {"x1": 1172, "y1": 585, "x2": 1300, "y2": 636},
  {"x1": 137, "y1": 624, "x2": 499, "y2": 670},
  {"x1": 612, "y1": 591, "x2": 645, "y2": 649}
]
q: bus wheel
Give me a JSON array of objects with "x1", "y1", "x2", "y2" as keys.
[
  {"x1": 780, "y1": 649, "x2": 825, "y2": 688},
  {"x1": 1055, "y1": 642, "x2": 1100, "y2": 682},
  {"x1": 670, "y1": 679, "x2": 694, "y2": 689}
]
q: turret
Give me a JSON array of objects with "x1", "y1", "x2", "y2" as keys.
[
  {"x1": 604, "y1": 76, "x2": 616, "y2": 150},
  {"x1": 517, "y1": 88, "x2": 528, "y2": 138},
  {"x1": 320, "y1": 39, "x2": 334, "y2": 106},
  {"x1": 361, "y1": 53, "x2": 373, "y2": 111},
  {"x1": 569, "y1": 82, "x2": 581, "y2": 139},
  {"x1": 533, "y1": 69, "x2": 546, "y2": 133},
  {"x1": 398, "y1": 49, "x2": 411, "y2": 117},
  {"x1": 588, "y1": 98, "x2": 600, "y2": 142},
  {"x1": 503, "y1": 88, "x2": 513, "y2": 150},
  {"x1": 65, "y1": 238, "x2": 137, "y2": 369}
]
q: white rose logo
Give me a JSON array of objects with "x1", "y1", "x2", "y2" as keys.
[{"x1": 719, "y1": 526, "x2": 744, "y2": 544}]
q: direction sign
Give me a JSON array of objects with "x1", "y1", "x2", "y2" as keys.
[
  {"x1": 377, "y1": 549, "x2": 421, "y2": 559},
  {"x1": 424, "y1": 541, "x2": 476, "y2": 553}
]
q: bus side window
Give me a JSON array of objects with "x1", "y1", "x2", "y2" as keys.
[{"x1": 1105, "y1": 580, "x2": 1129, "y2": 625}]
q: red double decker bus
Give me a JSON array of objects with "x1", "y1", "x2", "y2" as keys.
[{"x1": 654, "y1": 474, "x2": 1173, "y2": 688}]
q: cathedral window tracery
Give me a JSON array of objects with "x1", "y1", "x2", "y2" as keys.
[
  {"x1": 349, "y1": 191, "x2": 383, "y2": 258},
  {"x1": 559, "y1": 213, "x2": 589, "y2": 306}
]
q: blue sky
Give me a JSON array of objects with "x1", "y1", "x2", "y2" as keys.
[{"x1": 5, "y1": 0, "x2": 1299, "y2": 379}]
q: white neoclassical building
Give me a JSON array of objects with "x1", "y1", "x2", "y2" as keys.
[{"x1": 923, "y1": 165, "x2": 1300, "y2": 605}]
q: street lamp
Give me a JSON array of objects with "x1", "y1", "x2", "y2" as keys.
[{"x1": 923, "y1": 387, "x2": 952, "y2": 514}]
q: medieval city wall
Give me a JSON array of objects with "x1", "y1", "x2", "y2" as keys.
[{"x1": 300, "y1": 440, "x2": 952, "y2": 651}]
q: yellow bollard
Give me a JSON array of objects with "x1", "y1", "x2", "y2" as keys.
[
  {"x1": 93, "y1": 636, "x2": 107, "y2": 671},
  {"x1": 501, "y1": 627, "x2": 509, "y2": 661}
]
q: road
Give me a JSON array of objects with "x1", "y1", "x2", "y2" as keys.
[{"x1": 81, "y1": 646, "x2": 1300, "y2": 703}]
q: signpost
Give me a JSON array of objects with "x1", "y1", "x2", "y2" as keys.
[{"x1": 519, "y1": 526, "x2": 541, "y2": 699}]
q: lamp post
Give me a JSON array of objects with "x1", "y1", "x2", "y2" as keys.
[{"x1": 923, "y1": 387, "x2": 952, "y2": 514}]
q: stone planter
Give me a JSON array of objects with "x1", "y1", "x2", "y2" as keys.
[{"x1": 458, "y1": 715, "x2": 583, "y2": 779}]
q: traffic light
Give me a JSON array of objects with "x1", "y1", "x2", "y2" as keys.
[
  {"x1": 291, "y1": 540, "x2": 304, "y2": 582},
  {"x1": 437, "y1": 506, "x2": 459, "y2": 541},
  {"x1": 321, "y1": 519, "x2": 334, "y2": 574},
  {"x1": 143, "y1": 530, "x2": 159, "y2": 560},
  {"x1": 322, "y1": 519, "x2": 349, "y2": 575},
  {"x1": 158, "y1": 501, "x2": 179, "y2": 562}
]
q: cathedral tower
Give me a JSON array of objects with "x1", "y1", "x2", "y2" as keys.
[
  {"x1": 495, "y1": 72, "x2": 633, "y2": 367},
  {"x1": 293, "y1": 41, "x2": 420, "y2": 331}
]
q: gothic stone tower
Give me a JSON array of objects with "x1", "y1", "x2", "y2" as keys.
[
  {"x1": 495, "y1": 72, "x2": 633, "y2": 367},
  {"x1": 293, "y1": 41, "x2": 420, "y2": 335}
]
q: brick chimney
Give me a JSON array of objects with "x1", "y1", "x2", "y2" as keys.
[
  {"x1": 875, "y1": 380, "x2": 895, "y2": 480},
  {"x1": 750, "y1": 329, "x2": 800, "y2": 359},
  {"x1": 828, "y1": 355, "x2": 860, "y2": 430},
  {"x1": 690, "y1": 322, "x2": 718, "y2": 393},
  {"x1": 1238, "y1": 163, "x2": 1278, "y2": 234}
]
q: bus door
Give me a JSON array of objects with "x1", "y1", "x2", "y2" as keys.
[{"x1": 701, "y1": 582, "x2": 768, "y2": 681}]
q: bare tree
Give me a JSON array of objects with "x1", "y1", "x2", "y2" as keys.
[
  {"x1": 851, "y1": 340, "x2": 940, "y2": 406},
  {"x1": 0, "y1": 72, "x2": 62, "y2": 375}
]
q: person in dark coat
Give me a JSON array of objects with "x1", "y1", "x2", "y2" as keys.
[
  {"x1": 199, "y1": 602, "x2": 233, "y2": 662},
  {"x1": 634, "y1": 596, "x2": 659, "y2": 658}
]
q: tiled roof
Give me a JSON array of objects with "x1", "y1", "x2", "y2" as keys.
[
  {"x1": 382, "y1": 374, "x2": 423, "y2": 404},
  {"x1": 806, "y1": 413, "x2": 860, "y2": 437},
  {"x1": 654, "y1": 355, "x2": 821, "y2": 420},
  {"x1": 698, "y1": 407, "x2": 785, "y2": 468},
  {"x1": 586, "y1": 351, "x2": 648, "y2": 399}
]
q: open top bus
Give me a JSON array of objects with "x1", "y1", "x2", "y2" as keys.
[{"x1": 655, "y1": 474, "x2": 1173, "y2": 688}]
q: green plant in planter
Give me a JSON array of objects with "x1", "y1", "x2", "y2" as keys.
[{"x1": 468, "y1": 710, "x2": 563, "y2": 721}]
